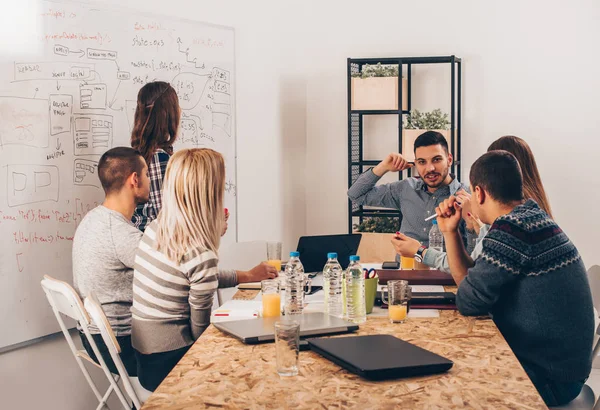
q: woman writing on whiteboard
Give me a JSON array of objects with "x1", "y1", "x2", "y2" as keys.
[
  {"x1": 130, "y1": 81, "x2": 180, "y2": 232},
  {"x1": 131, "y1": 148, "x2": 225, "y2": 391}
]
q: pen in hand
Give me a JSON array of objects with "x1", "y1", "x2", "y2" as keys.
[{"x1": 424, "y1": 202, "x2": 462, "y2": 222}]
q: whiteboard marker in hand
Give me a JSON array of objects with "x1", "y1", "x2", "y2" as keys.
[{"x1": 424, "y1": 202, "x2": 462, "y2": 222}]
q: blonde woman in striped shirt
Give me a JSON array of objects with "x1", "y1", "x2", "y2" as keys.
[{"x1": 131, "y1": 148, "x2": 225, "y2": 391}]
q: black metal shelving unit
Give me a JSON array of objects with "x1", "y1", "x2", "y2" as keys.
[{"x1": 347, "y1": 55, "x2": 462, "y2": 233}]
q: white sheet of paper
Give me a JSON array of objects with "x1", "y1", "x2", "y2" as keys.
[
  {"x1": 211, "y1": 300, "x2": 262, "y2": 323},
  {"x1": 410, "y1": 285, "x2": 445, "y2": 293}
]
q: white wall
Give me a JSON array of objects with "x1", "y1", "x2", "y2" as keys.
[
  {"x1": 304, "y1": 0, "x2": 600, "y2": 268},
  {"x1": 0, "y1": 1, "x2": 308, "y2": 409},
  {"x1": 2, "y1": 1, "x2": 599, "y2": 409},
  {"x1": 0, "y1": 330, "x2": 123, "y2": 409}
]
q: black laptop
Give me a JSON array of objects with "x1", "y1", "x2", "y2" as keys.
[
  {"x1": 307, "y1": 334, "x2": 453, "y2": 380},
  {"x1": 296, "y1": 234, "x2": 362, "y2": 272}
]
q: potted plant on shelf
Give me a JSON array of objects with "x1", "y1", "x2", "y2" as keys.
[
  {"x1": 351, "y1": 63, "x2": 408, "y2": 111},
  {"x1": 403, "y1": 109, "x2": 453, "y2": 161}
]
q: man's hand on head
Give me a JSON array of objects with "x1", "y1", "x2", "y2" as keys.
[{"x1": 373, "y1": 153, "x2": 414, "y2": 177}]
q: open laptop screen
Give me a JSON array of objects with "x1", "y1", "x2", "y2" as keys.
[{"x1": 296, "y1": 234, "x2": 362, "y2": 272}]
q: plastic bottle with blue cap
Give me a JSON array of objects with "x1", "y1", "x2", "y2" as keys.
[
  {"x1": 283, "y1": 251, "x2": 306, "y2": 315},
  {"x1": 429, "y1": 219, "x2": 444, "y2": 252},
  {"x1": 323, "y1": 252, "x2": 343, "y2": 318}
]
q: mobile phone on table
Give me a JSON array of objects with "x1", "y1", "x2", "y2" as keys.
[{"x1": 382, "y1": 261, "x2": 400, "y2": 269}]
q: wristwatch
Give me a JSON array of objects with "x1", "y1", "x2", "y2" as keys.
[{"x1": 414, "y1": 245, "x2": 428, "y2": 263}]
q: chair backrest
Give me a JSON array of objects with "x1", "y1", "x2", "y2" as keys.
[
  {"x1": 84, "y1": 292, "x2": 144, "y2": 408},
  {"x1": 588, "y1": 265, "x2": 600, "y2": 312},
  {"x1": 41, "y1": 275, "x2": 131, "y2": 409},
  {"x1": 40, "y1": 274, "x2": 90, "y2": 325},
  {"x1": 84, "y1": 292, "x2": 121, "y2": 354},
  {"x1": 218, "y1": 240, "x2": 267, "y2": 271},
  {"x1": 357, "y1": 232, "x2": 397, "y2": 263}
]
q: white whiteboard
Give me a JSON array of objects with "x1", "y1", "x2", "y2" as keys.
[{"x1": 0, "y1": 0, "x2": 237, "y2": 349}]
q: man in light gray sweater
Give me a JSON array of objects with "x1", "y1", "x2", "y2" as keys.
[{"x1": 73, "y1": 147, "x2": 150, "y2": 375}]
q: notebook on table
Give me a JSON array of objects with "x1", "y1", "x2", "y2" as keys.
[
  {"x1": 307, "y1": 334, "x2": 453, "y2": 380},
  {"x1": 376, "y1": 269, "x2": 456, "y2": 286}
]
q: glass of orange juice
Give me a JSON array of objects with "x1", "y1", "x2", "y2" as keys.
[
  {"x1": 261, "y1": 279, "x2": 281, "y2": 317},
  {"x1": 400, "y1": 255, "x2": 415, "y2": 270},
  {"x1": 267, "y1": 242, "x2": 282, "y2": 272},
  {"x1": 381, "y1": 280, "x2": 410, "y2": 323}
]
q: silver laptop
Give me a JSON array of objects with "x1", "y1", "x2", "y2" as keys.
[{"x1": 213, "y1": 312, "x2": 359, "y2": 344}]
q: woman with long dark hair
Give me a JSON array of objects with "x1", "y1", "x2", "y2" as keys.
[
  {"x1": 130, "y1": 81, "x2": 180, "y2": 231},
  {"x1": 488, "y1": 135, "x2": 552, "y2": 218}
]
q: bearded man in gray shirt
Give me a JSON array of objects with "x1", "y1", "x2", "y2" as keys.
[{"x1": 348, "y1": 131, "x2": 474, "y2": 257}]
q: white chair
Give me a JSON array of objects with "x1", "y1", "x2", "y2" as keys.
[
  {"x1": 587, "y1": 266, "x2": 600, "y2": 311},
  {"x1": 40, "y1": 275, "x2": 130, "y2": 410},
  {"x1": 84, "y1": 292, "x2": 152, "y2": 408},
  {"x1": 217, "y1": 240, "x2": 268, "y2": 305}
]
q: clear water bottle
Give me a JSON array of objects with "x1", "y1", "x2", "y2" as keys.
[
  {"x1": 323, "y1": 252, "x2": 344, "y2": 318},
  {"x1": 345, "y1": 255, "x2": 366, "y2": 324},
  {"x1": 429, "y1": 219, "x2": 444, "y2": 252},
  {"x1": 284, "y1": 251, "x2": 306, "y2": 315}
]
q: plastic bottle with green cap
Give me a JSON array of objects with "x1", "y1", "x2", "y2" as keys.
[{"x1": 345, "y1": 255, "x2": 366, "y2": 324}]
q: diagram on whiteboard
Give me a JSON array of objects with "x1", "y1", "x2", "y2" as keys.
[{"x1": 0, "y1": 0, "x2": 236, "y2": 349}]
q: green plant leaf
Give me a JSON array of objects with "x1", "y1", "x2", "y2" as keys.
[{"x1": 353, "y1": 216, "x2": 399, "y2": 233}]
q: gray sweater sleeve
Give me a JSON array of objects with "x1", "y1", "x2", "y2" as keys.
[
  {"x1": 422, "y1": 224, "x2": 490, "y2": 273},
  {"x1": 347, "y1": 169, "x2": 404, "y2": 209},
  {"x1": 217, "y1": 269, "x2": 238, "y2": 288},
  {"x1": 112, "y1": 218, "x2": 143, "y2": 268},
  {"x1": 456, "y1": 257, "x2": 519, "y2": 316}
]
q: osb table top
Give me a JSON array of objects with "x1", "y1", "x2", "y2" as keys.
[{"x1": 142, "y1": 290, "x2": 546, "y2": 410}]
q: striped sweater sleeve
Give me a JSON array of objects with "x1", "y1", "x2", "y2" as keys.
[{"x1": 185, "y1": 251, "x2": 219, "y2": 340}]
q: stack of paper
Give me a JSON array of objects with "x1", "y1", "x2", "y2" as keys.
[{"x1": 211, "y1": 300, "x2": 261, "y2": 323}]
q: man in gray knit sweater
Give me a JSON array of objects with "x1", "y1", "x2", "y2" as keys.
[{"x1": 436, "y1": 150, "x2": 594, "y2": 406}]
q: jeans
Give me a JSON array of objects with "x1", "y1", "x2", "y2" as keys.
[
  {"x1": 79, "y1": 332, "x2": 138, "y2": 377},
  {"x1": 134, "y1": 345, "x2": 191, "y2": 392},
  {"x1": 523, "y1": 362, "x2": 586, "y2": 407},
  {"x1": 535, "y1": 379, "x2": 585, "y2": 407}
]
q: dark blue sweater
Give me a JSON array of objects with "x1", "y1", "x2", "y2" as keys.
[{"x1": 457, "y1": 200, "x2": 594, "y2": 383}]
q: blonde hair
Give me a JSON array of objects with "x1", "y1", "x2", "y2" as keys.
[{"x1": 154, "y1": 148, "x2": 225, "y2": 262}]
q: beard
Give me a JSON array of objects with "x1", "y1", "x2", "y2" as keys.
[
  {"x1": 135, "y1": 192, "x2": 150, "y2": 205},
  {"x1": 422, "y1": 166, "x2": 450, "y2": 189}
]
